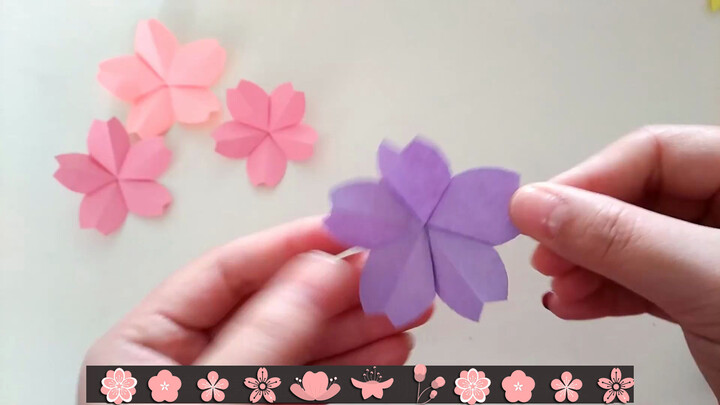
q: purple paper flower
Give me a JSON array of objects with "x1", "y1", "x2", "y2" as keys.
[{"x1": 325, "y1": 137, "x2": 520, "y2": 326}]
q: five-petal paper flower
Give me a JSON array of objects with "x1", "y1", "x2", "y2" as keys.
[
  {"x1": 598, "y1": 368, "x2": 634, "y2": 404},
  {"x1": 54, "y1": 118, "x2": 173, "y2": 235},
  {"x1": 197, "y1": 371, "x2": 229, "y2": 402},
  {"x1": 98, "y1": 19, "x2": 226, "y2": 138},
  {"x1": 148, "y1": 369, "x2": 182, "y2": 403},
  {"x1": 212, "y1": 80, "x2": 318, "y2": 187},
  {"x1": 325, "y1": 137, "x2": 520, "y2": 326},
  {"x1": 101, "y1": 368, "x2": 137, "y2": 404},
  {"x1": 454, "y1": 368, "x2": 491, "y2": 404},
  {"x1": 551, "y1": 371, "x2": 582, "y2": 403},
  {"x1": 244, "y1": 367, "x2": 281, "y2": 403},
  {"x1": 501, "y1": 370, "x2": 534, "y2": 403}
]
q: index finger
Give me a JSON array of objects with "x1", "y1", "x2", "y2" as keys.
[{"x1": 132, "y1": 216, "x2": 348, "y2": 330}]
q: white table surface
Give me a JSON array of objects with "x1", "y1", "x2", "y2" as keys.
[{"x1": 2, "y1": 1, "x2": 719, "y2": 403}]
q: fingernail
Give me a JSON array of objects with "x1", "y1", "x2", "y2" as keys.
[
  {"x1": 510, "y1": 184, "x2": 568, "y2": 239},
  {"x1": 542, "y1": 292, "x2": 552, "y2": 310}
]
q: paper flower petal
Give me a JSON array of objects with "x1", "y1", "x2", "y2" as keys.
[
  {"x1": 170, "y1": 87, "x2": 221, "y2": 124},
  {"x1": 97, "y1": 55, "x2": 164, "y2": 102},
  {"x1": 88, "y1": 118, "x2": 130, "y2": 175},
  {"x1": 360, "y1": 231, "x2": 436, "y2": 326},
  {"x1": 134, "y1": 19, "x2": 178, "y2": 78},
  {"x1": 429, "y1": 168, "x2": 520, "y2": 245},
  {"x1": 54, "y1": 154, "x2": 115, "y2": 193},
  {"x1": 127, "y1": 88, "x2": 174, "y2": 139},
  {"x1": 119, "y1": 138, "x2": 172, "y2": 180},
  {"x1": 272, "y1": 124, "x2": 317, "y2": 161},
  {"x1": 269, "y1": 83, "x2": 305, "y2": 131},
  {"x1": 247, "y1": 138, "x2": 287, "y2": 187},
  {"x1": 167, "y1": 39, "x2": 226, "y2": 87},
  {"x1": 377, "y1": 138, "x2": 451, "y2": 222},
  {"x1": 119, "y1": 180, "x2": 172, "y2": 217},
  {"x1": 79, "y1": 183, "x2": 128, "y2": 235},
  {"x1": 227, "y1": 80, "x2": 269, "y2": 130},
  {"x1": 325, "y1": 181, "x2": 420, "y2": 248},
  {"x1": 212, "y1": 122, "x2": 267, "y2": 159}
]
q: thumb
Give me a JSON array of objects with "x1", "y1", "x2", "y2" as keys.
[{"x1": 510, "y1": 182, "x2": 720, "y2": 310}]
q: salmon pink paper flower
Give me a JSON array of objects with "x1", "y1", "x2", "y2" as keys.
[
  {"x1": 101, "y1": 368, "x2": 137, "y2": 404},
  {"x1": 244, "y1": 367, "x2": 281, "y2": 403},
  {"x1": 501, "y1": 370, "x2": 534, "y2": 403},
  {"x1": 212, "y1": 80, "x2": 318, "y2": 187},
  {"x1": 598, "y1": 368, "x2": 634, "y2": 403},
  {"x1": 454, "y1": 368, "x2": 491, "y2": 404},
  {"x1": 551, "y1": 371, "x2": 582, "y2": 403},
  {"x1": 148, "y1": 369, "x2": 182, "y2": 402},
  {"x1": 98, "y1": 19, "x2": 226, "y2": 138},
  {"x1": 54, "y1": 118, "x2": 172, "y2": 235},
  {"x1": 197, "y1": 371, "x2": 229, "y2": 402}
]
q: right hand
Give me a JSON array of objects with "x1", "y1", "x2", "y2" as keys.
[{"x1": 509, "y1": 126, "x2": 720, "y2": 399}]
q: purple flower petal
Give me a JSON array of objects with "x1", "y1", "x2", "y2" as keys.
[
  {"x1": 325, "y1": 181, "x2": 421, "y2": 248},
  {"x1": 429, "y1": 228, "x2": 508, "y2": 320},
  {"x1": 360, "y1": 230, "x2": 436, "y2": 326},
  {"x1": 428, "y1": 168, "x2": 520, "y2": 246},
  {"x1": 377, "y1": 138, "x2": 451, "y2": 223}
]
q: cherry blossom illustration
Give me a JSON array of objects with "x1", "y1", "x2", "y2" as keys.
[
  {"x1": 551, "y1": 371, "x2": 583, "y2": 403},
  {"x1": 244, "y1": 367, "x2": 281, "y2": 403},
  {"x1": 197, "y1": 371, "x2": 229, "y2": 402},
  {"x1": 414, "y1": 364, "x2": 445, "y2": 404},
  {"x1": 598, "y1": 368, "x2": 634, "y2": 403},
  {"x1": 350, "y1": 366, "x2": 394, "y2": 400},
  {"x1": 100, "y1": 368, "x2": 137, "y2": 404},
  {"x1": 290, "y1": 371, "x2": 341, "y2": 401},
  {"x1": 148, "y1": 369, "x2": 182, "y2": 402},
  {"x1": 501, "y1": 370, "x2": 534, "y2": 403},
  {"x1": 454, "y1": 368, "x2": 491, "y2": 404}
]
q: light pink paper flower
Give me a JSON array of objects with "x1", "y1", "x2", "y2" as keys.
[
  {"x1": 454, "y1": 368, "x2": 491, "y2": 404},
  {"x1": 290, "y1": 371, "x2": 341, "y2": 401},
  {"x1": 551, "y1": 371, "x2": 583, "y2": 403},
  {"x1": 98, "y1": 19, "x2": 226, "y2": 138},
  {"x1": 148, "y1": 369, "x2": 182, "y2": 402},
  {"x1": 598, "y1": 368, "x2": 634, "y2": 403},
  {"x1": 212, "y1": 80, "x2": 318, "y2": 187},
  {"x1": 101, "y1": 368, "x2": 137, "y2": 404},
  {"x1": 197, "y1": 371, "x2": 229, "y2": 402},
  {"x1": 414, "y1": 364, "x2": 427, "y2": 383},
  {"x1": 501, "y1": 370, "x2": 534, "y2": 403},
  {"x1": 245, "y1": 367, "x2": 281, "y2": 403},
  {"x1": 54, "y1": 118, "x2": 172, "y2": 235}
]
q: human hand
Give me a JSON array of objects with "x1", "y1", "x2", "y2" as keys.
[
  {"x1": 509, "y1": 126, "x2": 720, "y2": 398},
  {"x1": 78, "y1": 217, "x2": 430, "y2": 404}
]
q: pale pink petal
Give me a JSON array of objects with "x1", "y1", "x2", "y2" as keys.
[
  {"x1": 561, "y1": 372, "x2": 573, "y2": 386},
  {"x1": 54, "y1": 154, "x2": 115, "y2": 193},
  {"x1": 170, "y1": 87, "x2": 221, "y2": 124},
  {"x1": 456, "y1": 378, "x2": 470, "y2": 390},
  {"x1": 208, "y1": 371, "x2": 219, "y2": 385},
  {"x1": 597, "y1": 378, "x2": 613, "y2": 389},
  {"x1": 460, "y1": 370, "x2": 468, "y2": 380},
  {"x1": 215, "y1": 378, "x2": 229, "y2": 390},
  {"x1": 263, "y1": 389, "x2": 277, "y2": 403},
  {"x1": 569, "y1": 379, "x2": 583, "y2": 390},
  {"x1": 550, "y1": 379, "x2": 564, "y2": 391},
  {"x1": 603, "y1": 389, "x2": 616, "y2": 404},
  {"x1": 197, "y1": 378, "x2": 212, "y2": 390},
  {"x1": 113, "y1": 368, "x2": 126, "y2": 384},
  {"x1": 226, "y1": 80, "x2": 269, "y2": 130},
  {"x1": 266, "y1": 377, "x2": 280, "y2": 389},
  {"x1": 88, "y1": 118, "x2": 130, "y2": 175},
  {"x1": 244, "y1": 378, "x2": 259, "y2": 389},
  {"x1": 620, "y1": 378, "x2": 634, "y2": 389},
  {"x1": 102, "y1": 377, "x2": 119, "y2": 389},
  {"x1": 134, "y1": 19, "x2": 178, "y2": 78},
  {"x1": 246, "y1": 138, "x2": 287, "y2": 187},
  {"x1": 272, "y1": 124, "x2": 317, "y2": 161},
  {"x1": 118, "y1": 387, "x2": 132, "y2": 402},
  {"x1": 214, "y1": 388, "x2": 225, "y2": 402},
  {"x1": 476, "y1": 377, "x2": 490, "y2": 390},
  {"x1": 467, "y1": 369, "x2": 479, "y2": 383},
  {"x1": 98, "y1": 55, "x2": 164, "y2": 102},
  {"x1": 79, "y1": 183, "x2": 128, "y2": 235},
  {"x1": 257, "y1": 367, "x2": 268, "y2": 382},
  {"x1": 119, "y1": 138, "x2": 172, "y2": 180},
  {"x1": 616, "y1": 389, "x2": 630, "y2": 403},
  {"x1": 121, "y1": 376, "x2": 137, "y2": 389},
  {"x1": 213, "y1": 121, "x2": 267, "y2": 159},
  {"x1": 567, "y1": 389, "x2": 579, "y2": 403},
  {"x1": 106, "y1": 387, "x2": 120, "y2": 403},
  {"x1": 127, "y1": 88, "x2": 174, "y2": 139},
  {"x1": 454, "y1": 386, "x2": 465, "y2": 396},
  {"x1": 249, "y1": 389, "x2": 262, "y2": 403},
  {"x1": 611, "y1": 368, "x2": 622, "y2": 383},
  {"x1": 119, "y1": 180, "x2": 172, "y2": 217},
  {"x1": 201, "y1": 388, "x2": 213, "y2": 402},
  {"x1": 167, "y1": 39, "x2": 226, "y2": 87},
  {"x1": 472, "y1": 387, "x2": 486, "y2": 402},
  {"x1": 460, "y1": 388, "x2": 474, "y2": 402},
  {"x1": 269, "y1": 83, "x2": 305, "y2": 131},
  {"x1": 554, "y1": 389, "x2": 567, "y2": 402}
]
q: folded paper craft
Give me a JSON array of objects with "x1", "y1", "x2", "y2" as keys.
[
  {"x1": 212, "y1": 80, "x2": 318, "y2": 187},
  {"x1": 325, "y1": 137, "x2": 520, "y2": 326},
  {"x1": 54, "y1": 118, "x2": 173, "y2": 235},
  {"x1": 98, "y1": 19, "x2": 226, "y2": 139}
]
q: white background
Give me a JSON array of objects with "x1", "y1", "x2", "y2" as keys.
[{"x1": 2, "y1": 1, "x2": 719, "y2": 403}]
